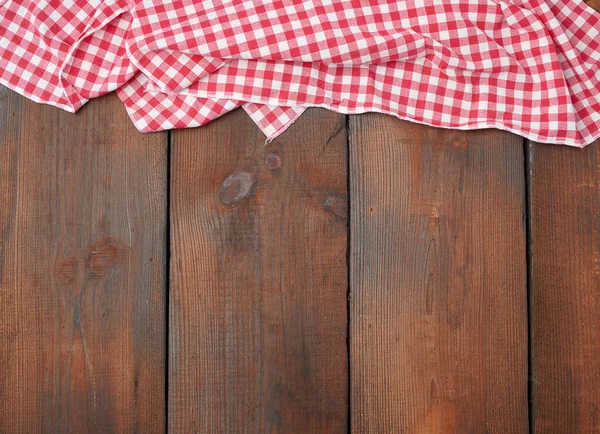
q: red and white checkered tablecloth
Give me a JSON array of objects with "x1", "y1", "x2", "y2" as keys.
[{"x1": 2, "y1": 0, "x2": 600, "y2": 146}]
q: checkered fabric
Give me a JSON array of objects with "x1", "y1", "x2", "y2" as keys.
[{"x1": 2, "y1": 0, "x2": 600, "y2": 146}]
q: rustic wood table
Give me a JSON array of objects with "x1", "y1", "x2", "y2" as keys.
[{"x1": 2, "y1": 47, "x2": 600, "y2": 433}]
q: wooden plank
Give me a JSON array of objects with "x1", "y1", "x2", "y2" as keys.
[
  {"x1": 528, "y1": 141, "x2": 600, "y2": 433},
  {"x1": 0, "y1": 89, "x2": 167, "y2": 433},
  {"x1": 349, "y1": 115, "x2": 528, "y2": 433},
  {"x1": 169, "y1": 108, "x2": 348, "y2": 433},
  {"x1": 527, "y1": 1, "x2": 600, "y2": 430}
]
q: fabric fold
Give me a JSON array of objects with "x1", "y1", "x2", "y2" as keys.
[{"x1": 2, "y1": 0, "x2": 600, "y2": 147}]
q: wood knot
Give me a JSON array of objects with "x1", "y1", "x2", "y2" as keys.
[
  {"x1": 218, "y1": 172, "x2": 255, "y2": 205},
  {"x1": 85, "y1": 237, "x2": 127, "y2": 279},
  {"x1": 264, "y1": 153, "x2": 283, "y2": 171},
  {"x1": 323, "y1": 194, "x2": 348, "y2": 220},
  {"x1": 55, "y1": 258, "x2": 78, "y2": 284}
]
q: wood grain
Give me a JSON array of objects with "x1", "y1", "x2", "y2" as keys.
[
  {"x1": 0, "y1": 90, "x2": 167, "y2": 433},
  {"x1": 528, "y1": 141, "x2": 600, "y2": 433},
  {"x1": 349, "y1": 116, "x2": 528, "y2": 433},
  {"x1": 169, "y1": 108, "x2": 348, "y2": 433},
  {"x1": 527, "y1": 1, "x2": 600, "y2": 431}
]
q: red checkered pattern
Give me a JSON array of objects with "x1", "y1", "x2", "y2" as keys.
[
  {"x1": 126, "y1": 1, "x2": 227, "y2": 93},
  {"x1": 116, "y1": 73, "x2": 243, "y2": 132},
  {"x1": 244, "y1": 104, "x2": 306, "y2": 139},
  {"x1": 2, "y1": 0, "x2": 600, "y2": 146},
  {"x1": 63, "y1": 12, "x2": 136, "y2": 99}
]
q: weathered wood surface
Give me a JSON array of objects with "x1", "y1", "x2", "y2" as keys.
[
  {"x1": 526, "y1": 1, "x2": 600, "y2": 431},
  {"x1": 349, "y1": 116, "x2": 529, "y2": 432},
  {"x1": 4, "y1": 75, "x2": 600, "y2": 434},
  {"x1": 528, "y1": 141, "x2": 600, "y2": 433},
  {"x1": 169, "y1": 108, "x2": 349, "y2": 433},
  {"x1": 0, "y1": 90, "x2": 167, "y2": 433}
]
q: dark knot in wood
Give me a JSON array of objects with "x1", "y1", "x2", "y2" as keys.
[
  {"x1": 55, "y1": 258, "x2": 78, "y2": 284},
  {"x1": 323, "y1": 194, "x2": 348, "y2": 220},
  {"x1": 218, "y1": 172, "x2": 255, "y2": 205},
  {"x1": 85, "y1": 237, "x2": 127, "y2": 279},
  {"x1": 265, "y1": 153, "x2": 283, "y2": 171}
]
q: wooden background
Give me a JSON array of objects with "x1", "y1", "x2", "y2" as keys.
[{"x1": 2, "y1": 10, "x2": 600, "y2": 430}]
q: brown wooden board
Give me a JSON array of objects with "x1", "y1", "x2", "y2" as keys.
[
  {"x1": 349, "y1": 115, "x2": 529, "y2": 433},
  {"x1": 0, "y1": 90, "x2": 167, "y2": 433},
  {"x1": 169, "y1": 108, "x2": 349, "y2": 433},
  {"x1": 527, "y1": 1, "x2": 600, "y2": 431},
  {"x1": 528, "y1": 141, "x2": 600, "y2": 433}
]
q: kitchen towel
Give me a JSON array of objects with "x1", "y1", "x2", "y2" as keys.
[{"x1": 1, "y1": 0, "x2": 600, "y2": 146}]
